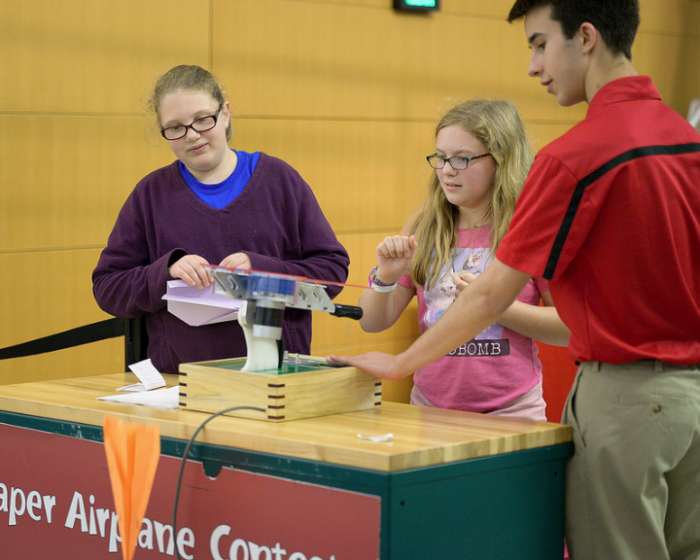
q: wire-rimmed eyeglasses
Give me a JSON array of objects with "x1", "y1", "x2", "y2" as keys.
[
  {"x1": 426, "y1": 153, "x2": 492, "y2": 170},
  {"x1": 160, "y1": 104, "x2": 223, "y2": 141}
]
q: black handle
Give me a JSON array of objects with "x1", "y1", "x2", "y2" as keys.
[{"x1": 330, "y1": 304, "x2": 363, "y2": 321}]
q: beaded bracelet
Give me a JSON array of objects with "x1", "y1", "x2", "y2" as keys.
[{"x1": 368, "y1": 266, "x2": 397, "y2": 293}]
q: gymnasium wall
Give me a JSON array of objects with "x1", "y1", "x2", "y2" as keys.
[{"x1": 1, "y1": 0, "x2": 699, "y2": 406}]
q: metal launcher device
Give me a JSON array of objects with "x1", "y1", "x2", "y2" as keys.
[
  {"x1": 207, "y1": 267, "x2": 363, "y2": 372},
  {"x1": 178, "y1": 267, "x2": 381, "y2": 422}
]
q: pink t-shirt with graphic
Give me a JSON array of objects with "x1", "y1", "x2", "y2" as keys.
[{"x1": 399, "y1": 226, "x2": 548, "y2": 413}]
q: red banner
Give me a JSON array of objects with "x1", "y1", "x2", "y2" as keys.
[{"x1": 0, "y1": 424, "x2": 381, "y2": 559}]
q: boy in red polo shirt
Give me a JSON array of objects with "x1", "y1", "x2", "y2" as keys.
[{"x1": 328, "y1": 1, "x2": 700, "y2": 558}]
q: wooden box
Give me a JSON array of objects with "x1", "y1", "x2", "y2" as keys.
[{"x1": 179, "y1": 355, "x2": 382, "y2": 422}]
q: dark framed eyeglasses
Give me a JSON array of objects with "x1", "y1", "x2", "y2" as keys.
[
  {"x1": 426, "y1": 152, "x2": 492, "y2": 170},
  {"x1": 160, "y1": 104, "x2": 223, "y2": 141}
]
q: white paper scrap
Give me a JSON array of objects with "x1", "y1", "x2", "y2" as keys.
[
  {"x1": 125, "y1": 358, "x2": 166, "y2": 391},
  {"x1": 98, "y1": 386, "x2": 179, "y2": 409},
  {"x1": 357, "y1": 433, "x2": 394, "y2": 442},
  {"x1": 116, "y1": 383, "x2": 149, "y2": 393}
]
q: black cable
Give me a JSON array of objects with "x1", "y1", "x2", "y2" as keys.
[{"x1": 173, "y1": 406, "x2": 266, "y2": 560}]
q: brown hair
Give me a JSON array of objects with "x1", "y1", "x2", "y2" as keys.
[{"x1": 147, "y1": 65, "x2": 233, "y2": 142}]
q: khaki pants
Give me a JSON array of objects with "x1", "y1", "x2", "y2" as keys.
[{"x1": 563, "y1": 360, "x2": 700, "y2": 560}]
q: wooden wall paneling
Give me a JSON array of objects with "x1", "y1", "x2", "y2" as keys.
[
  {"x1": 309, "y1": 231, "x2": 421, "y2": 349},
  {"x1": 212, "y1": 0, "x2": 583, "y2": 124},
  {"x1": 441, "y1": 0, "x2": 700, "y2": 36},
  {"x1": 0, "y1": 339, "x2": 125, "y2": 387},
  {"x1": 313, "y1": 0, "x2": 387, "y2": 8},
  {"x1": 0, "y1": 249, "x2": 123, "y2": 385},
  {"x1": 0, "y1": 115, "x2": 174, "y2": 251},
  {"x1": 674, "y1": 35, "x2": 700, "y2": 118},
  {"x1": 0, "y1": 0, "x2": 211, "y2": 113},
  {"x1": 438, "y1": 0, "x2": 700, "y2": 36},
  {"x1": 232, "y1": 118, "x2": 435, "y2": 234},
  {"x1": 633, "y1": 33, "x2": 687, "y2": 114},
  {"x1": 638, "y1": 0, "x2": 700, "y2": 37},
  {"x1": 0, "y1": 250, "x2": 107, "y2": 345},
  {"x1": 311, "y1": 305, "x2": 421, "y2": 356},
  {"x1": 635, "y1": 33, "x2": 700, "y2": 117},
  {"x1": 306, "y1": 0, "x2": 520, "y2": 18},
  {"x1": 439, "y1": 0, "x2": 524, "y2": 18},
  {"x1": 527, "y1": 122, "x2": 577, "y2": 152}
]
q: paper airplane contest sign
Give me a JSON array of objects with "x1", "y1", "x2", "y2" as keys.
[{"x1": 0, "y1": 424, "x2": 381, "y2": 559}]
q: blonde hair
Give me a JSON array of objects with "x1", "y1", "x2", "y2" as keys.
[
  {"x1": 409, "y1": 99, "x2": 533, "y2": 289},
  {"x1": 147, "y1": 65, "x2": 233, "y2": 143}
]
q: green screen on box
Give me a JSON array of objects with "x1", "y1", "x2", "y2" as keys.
[{"x1": 405, "y1": 0, "x2": 437, "y2": 5}]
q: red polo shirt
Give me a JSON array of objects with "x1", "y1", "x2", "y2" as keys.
[{"x1": 497, "y1": 76, "x2": 700, "y2": 365}]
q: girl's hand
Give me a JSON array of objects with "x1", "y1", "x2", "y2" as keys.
[
  {"x1": 453, "y1": 272, "x2": 478, "y2": 298},
  {"x1": 375, "y1": 235, "x2": 417, "y2": 284},
  {"x1": 169, "y1": 254, "x2": 212, "y2": 289},
  {"x1": 219, "y1": 252, "x2": 252, "y2": 270}
]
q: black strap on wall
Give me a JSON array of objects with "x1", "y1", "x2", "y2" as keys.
[{"x1": 0, "y1": 318, "x2": 125, "y2": 361}]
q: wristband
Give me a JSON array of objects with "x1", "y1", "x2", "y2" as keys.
[
  {"x1": 369, "y1": 266, "x2": 398, "y2": 293},
  {"x1": 372, "y1": 283, "x2": 397, "y2": 293}
]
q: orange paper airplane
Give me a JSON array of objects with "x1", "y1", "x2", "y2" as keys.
[{"x1": 103, "y1": 415, "x2": 161, "y2": 560}]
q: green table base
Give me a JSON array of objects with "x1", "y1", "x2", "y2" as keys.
[{"x1": 0, "y1": 410, "x2": 572, "y2": 560}]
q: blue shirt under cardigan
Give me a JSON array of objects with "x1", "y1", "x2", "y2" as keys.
[{"x1": 179, "y1": 150, "x2": 260, "y2": 210}]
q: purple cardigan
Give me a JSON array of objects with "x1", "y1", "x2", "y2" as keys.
[{"x1": 92, "y1": 154, "x2": 349, "y2": 373}]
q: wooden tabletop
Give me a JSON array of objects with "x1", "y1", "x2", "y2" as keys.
[{"x1": 0, "y1": 373, "x2": 571, "y2": 472}]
